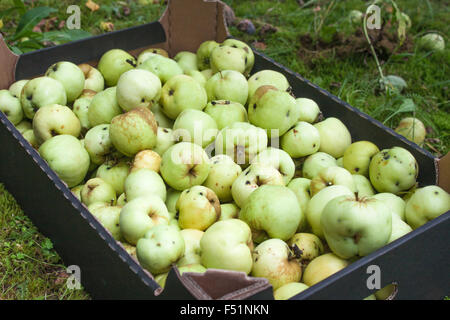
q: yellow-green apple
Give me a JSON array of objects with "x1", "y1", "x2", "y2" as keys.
[
  {"x1": 137, "y1": 54, "x2": 183, "y2": 84},
  {"x1": 173, "y1": 109, "x2": 218, "y2": 148},
  {"x1": 45, "y1": 61, "x2": 85, "y2": 103},
  {"x1": 281, "y1": 121, "x2": 321, "y2": 158},
  {"x1": 131, "y1": 150, "x2": 161, "y2": 173},
  {"x1": 247, "y1": 70, "x2": 290, "y2": 99},
  {"x1": 204, "y1": 100, "x2": 247, "y2": 130},
  {"x1": 121, "y1": 242, "x2": 137, "y2": 260},
  {"x1": 174, "y1": 51, "x2": 198, "y2": 73},
  {"x1": 222, "y1": 38, "x2": 255, "y2": 76},
  {"x1": 124, "y1": 168, "x2": 167, "y2": 201},
  {"x1": 310, "y1": 166, "x2": 356, "y2": 196},
  {"x1": 388, "y1": 214, "x2": 412, "y2": 243},
  {"x1": 287, "y1": 178, "x2": 311, "y2": 231},
  {"x1": 287, "y1": 233, "x2": 324, "y2": 265},
  {"x1": 97, "y1": 49, "x2": 136, "y2": 86},
  {"x1": 196, "y1": 40, "x2": 220, "y2": 70},
  {"x1": 343, "y1": 141, "x2": 380, "y2": 176},
  {"x1": 151, "y1": 104, "x2": 174, "y2": 128},
  {"x1": 314, "y1": 117, "x2": 352, "y2": 158},
  {"x1": 251, "y1": 147, "x2": 295, "y2": 185},
  {"x1": 200, "y1": 219, "x2": 253, "y2": 274},
  {"x1": 177, "y1": 229, "x2": 204, "y2": 267},
  {"x1": 336, "y1": 157, "x2": 344, "y2": 167},
  {"x1": 78, "y1": 64, "x2": 104, "y2": 92},
  {"x1": 117, "y1": 193, "x2": 127, "y2": 206},
  {"x1": 39, "y1": 135, "x2": 90, "y2": 187},
  {"x1": 136, "y1": 48, "x2": 169, "y2": 66},
  {"x1": 295, "y1": 98, "x2": 321, "y2": 123},
  {"x1": 8, "y1": 79, "x2": 28, "y2": 99},
  {"x1": 15, "y1": 120, "x2": 32, "y2": 134},
  {"x1": 201, "y1": 69, "x2": 213, "y2": 80},
  {"x1": 205, "y1": 70, "x2": 249, "y2": 106},
  {"x1": 73, "y1": 95, "x2": 94, "y2": 134},
  {"x1": 165, "y1": 188, "x2": 182, "y2": 215},
  {"x1": 0, "y1": 90, "x2": 23, "y2": 125},
  {"x1": 302, "y1": 152, "x2": 337, "y2": 179},
  {"x1": 352, "y1": 174, "x2": 375, "y2": 197},
  {"x1": 23, "y1": 129, "x2": 39, "y2": 148},
  {"x1": 88, "y1": 87, "x2": 122, "y2": 126},
  {"x1": 375, "y1": 284, "x2": 396, "y2": 300},
  {"x1": 96, "y1": 158, "x2": 130, "y2": 195},
  {"x1": 84, "y1": 124, "x2": 115, "y2": 165},
  {"x1": 274, "y1": 282, "x2": 309, "y2": 300},
  {"x1": 210, "y1": 45, "x2": 247, "y2": 74},
  {"x1": 185, "y1": 70, "x2": 207, "y2": 87},
  {"x1": 395, "y1": 117, "x2": 427, "y2": 146},
  {"x1": 219, "y1": 203, "x2": 240, "y2": 220},
  {"x1": 154, "y1": 128, "x2": 176, "y2": 157},
  {"x1": 81, "y1": 177, "x2": 116, "y2": 206},
  {"x1": 89, "y1": 205, "x2": 122, "y2": 240},
  {"x1": 372, "y1": 193, "x2": 406, "y2": 220},
  {"x1": 302, "y1": 253, "x2": 349, "y2": 286},
  {"x1": 71, "y1": 184, "x2": 83, "y2": 201},
  {"x1": 177, "y1": 264, "x2": 207, "y2": 275}
]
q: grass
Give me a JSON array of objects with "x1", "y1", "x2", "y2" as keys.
[{"x1": 0, "y1": 0, "x2": 448, "y2": 299}]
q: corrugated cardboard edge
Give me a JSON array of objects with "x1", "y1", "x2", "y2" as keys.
[
  {"x1": 436, "y1": 153, "x2": 450, "y2": 193},
  {"x1": 0, "y1": 36, "x2": 19, "y2": 89}
]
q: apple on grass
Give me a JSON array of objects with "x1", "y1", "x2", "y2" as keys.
[
  {"x1": 281, "y1": 121, "x2": 321, "y2": 158},
  {"x1": 314, "y1": 117, "x2": 352, "y2": 159},
  {"x1": 97, "y1": 48, "x2": 136, "y2": 87},
  {"x1": 173, "y1": 109, "x2": 218, "y2": 148},
  {"x1": 124, "y1": 168, "x2": 167, "y2": 202},
  {"x1": 45, "y1": 61, "x2": 85, "y2": 103},
  {"x1": 0, "y1": 90, "x2": 23, "y2": 125},
  {"x1": 204, "y1": 100, "x2": 247, "y2": 130},
  {"x1": 395, "y1": 117, "x2": 427, "y2": 146},
  {"x1": 205, "y1": 70, "x2": 249, "y2": 106},
  {"x1": 78, "y1": 64, "x2": 104, "y2": 92},
  {"x1": 251, "y1": 147, "x2": 296, "y2": 185},
  {"x1": 87, "y1": 87, "x2": 122, "y2": 127}
]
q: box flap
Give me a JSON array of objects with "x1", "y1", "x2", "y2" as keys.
[
  {"x1": 0, "y1": 35, "x2": 19, "y2": 89},
  {"x1": 437, "y1": 152, "x2": 450, "y2": 193}
]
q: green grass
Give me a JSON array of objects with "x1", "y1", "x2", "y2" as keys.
[{"x1": 0, "y1": 0, "x2": 448, "y2": 299}]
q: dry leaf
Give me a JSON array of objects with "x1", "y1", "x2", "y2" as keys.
[{"x1": 86, "y1": 0, "x2": 100, "y2": 12}]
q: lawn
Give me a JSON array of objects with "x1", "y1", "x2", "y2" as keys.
[{"x1": 0, "y1": 0, "x2": 448, "y2": 300}]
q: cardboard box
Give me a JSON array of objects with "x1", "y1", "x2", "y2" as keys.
[{"x1": 0, "y1": 0, "x2": 449, "y2": 300}]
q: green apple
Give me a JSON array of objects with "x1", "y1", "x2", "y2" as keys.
[
  {"x1": 239, "y1": 185, "x2": 302, "y2": 242},
  {"x1": 81, "y1": 177, "x2": 116, "y2": 206},
  {"x1": 0, "y1": 89, "x2": 23, "y2": 125},
  {"x1": 201, "y1": 69, "x2": 213, "y2": 81},
  {"x1": 89, "y1": 205, "x2": 122, "y2": 240},
  {"x1": 395, "y1": 117, "x2": 427, "y2": 146},
  {"x1": 251, "y1": 147, "x2": 295, "y2": 185},
  {"x1": 154, "y1": 127, "x2": 176, "y2": 156},
  {"x1": 73, "y1": 95, "x2": 93, "y2": 134},
  {"x1": 71, "y1": 184, "x2": 83, "y2": 201},
  {"x1": 97, "y1": 49, "x2": 136, "y2": 86},
  {"x1": 176, "y1": 186, "x2": 221, "y2": 231},
  {"x1": 174, "y1": 51, "x2": 198, "y2": 73},
  {"x1": 388, "y1": 214, "x2": 412, "y2": 243},
  {"x1": 203, "y1": 154, "x2": 242, "y2": 202},
  {"x1": 222, "y1": 38, "x2": 255, "y2": 76},
  {"x1": 281, "y1": 121, "x2": 321, "y2": 158},
  {"x1": 78, "y1": 64, "x2": 104, "y2": 92},
  {"x1": 117, "y1": 193, "x2": 127, "y2": 206},
  {"x1": 88, "y1": 87, "x2": 122, "y2": 126},
  {"x1": 21, "y1": 77, "x2": 67, "y2": 119},
  {"x1": 160, "y1": 142, "x2": 210, "y2": 191},
  {"x1": 231, "y1": 164, "x2": 284, "y2": 208},
  {"x1": 185, "y1": 70, "x2": 207, "y2": 87},
  {"x1": 310, "y1": 166, "x2": 356, "y2": 196},
  {"x1": 205, "y1": 70, "x2": 249, "y2": 106},
  {"x1": 372, "y1": 193, "x2": 406, "y2": 220},
  {"x1": 39, "y1": 135, "x2": 90, "y2": 187},
  {"x1": 215, "y1": 122, "x2": 268, "y2": 165},
  {"x1": 165, "y1": 188, "x2": 182, "y2": 215},
  {"x1": 343, "y1": 141, "x2": 380, "y2": 176},
  {"x1": 160, "y1": 74, "x2": 207, "y2": 119},
  {"x1": 296, "y1": 98, "x2": 321, "y2": 123},
  {"x1": 96, "y1": 158, "x2": 130, "y2": 195},
  {"x1": 287, "y1": 233, "x2": 324, "y2": 265},
  {"x1": 274, "y1": 282, "x2": 309, "y2": 300},
  {"x1": 204, "y1": 100, "x2": 247, "y2": 130},
  {"x1": 369, "y1": 147, "x2": 418, "y2": 194},
  {"x1": 177, "y1": 264, "x2": 207, "y2": 275},
  {"x1": 177, "y1": 229, "x2": 204, "y2": 267},
  {"x1": 136, "y1": 224, "x2": 185, "y2": 275},
  {"x1": 336, "y1": 157, "x2": 344, "y2": 168},
  {"x1": 321, "y1": 195, "x2": 392, "y2": 258},
  {"x1": 124, "y1": 168, "x2": 167, "y2": 202},
  {"x1": 15, "y1": 120, "x2": 32, "y2": 134},
  {"x1": 137, "y1": 54, "x2": 183, "y2": 84},
  {"x1": 32, "y1": 104, "x2": 81, "y2": 143},
  {"x1": 119, "y1": 195, "x2": 171, "y2": 245},
  {"x1": 84, "y1": 124, "x2": 115, "y2": 165},
  {"x1": 109, "y1": 107, "x2": 158, "y2": 157},
  {"x1": 45, "y1": 61, "x2": 85, "y2": 103},
  {"x1": 173, "y1": 109, "x2": 218, "y2": 148},
  {"x1": 116, "y1": 69, "x2": 161, "y2": 111},
  {"x1": 287, "y1": 178, "x2": 311, "y2": 230},
  {"x1": 375, "y1": 284, "x2": 396, "y2": 300},
  {"x1": 352, "y1": 174, "x2": 375, "y2": 197},
  {"x1": 302, "y1": 253, "x2": 349, "y2": 287},
  {"x1": 302, "y1": 152, "x2": 337, "y2": 180},
  {"x1": 136, "y1": 48, "x2": 169, "y2": 66},
  {"x1": 8, "y1": 79, "x2": 28, "y2": 99},
  {"x1": 196, "y1": 40, "x2": 220, "y2": 70},
  {"x1": 305, "y1": 185, "x2": 354, "y2": 238},
  {"x1": 314, "y1": 117, "x2": 352, "y2": 158},
  {"x1": 155, "y1": 272, "x2": 168, "y2": 288},
  {"x1": 251, "y1": 239, "x2": 302, "y2": 290},
  {"x1": 405, "y1": 186, "x2": 450, "y2": 229},
  {"x1": 121, "y1": 242, "x2": 137, "y2": 260},
  {"x1": 150, "y1": 103, "x2": 174, "y2": 128},
  {"x1": 247, "y1": 70, "x2": 290, "y2": 99},
  {"x1": 131, "y1": 150, "x2": 161, "y2": 173},
  {"x1": 22, "y1": 129, "x2": 40, "y2": 148},
  {"x1": 219, "y1": 203, "x2": 240, "y2": 220},
  {"x1": 200, "y1": 219, "x2": 253, "y2": 274},
  {"x1": 248, "y1": 86, "x2": 300, "y2": 138}
]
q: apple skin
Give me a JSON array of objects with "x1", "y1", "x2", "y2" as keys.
[
  {"x1": 239, "y1": 185, "x2": 302, "y2": 242},
  {"x1": 8, "y1": 79, "x2": 28, "y2": 99},
  {"x1": 109, "y1": 107, "x2": 158, "y2": 157},
  {"x1": 96, "y1": 158, "x2": 130, "y2": 195},
  {"x1": 302, "y1": 253, "x2": 349, "y2": 287},
  {"x1": 352, "y1": 174, "x2": 375, "y2": 198},
  {"x1": 251, "y1": 147, "x2": 295, "y2": 185},
  {"x1": 302, "y1": 152, "x2": 337, "y2": 180},
  {"x1": 219, "y1": 203, "x2": 240, "y2": 220},
  {"x1": 248, "y1": 85, "x2": 300, "y2": 138},
  {"x1": 32, "y1": 104, "x2": 81, "y2": 143},
  {"x1": 71, "y1": 184, "x2": 83, "y2": 201},
  {"x1": 215, "y1": 122, "x2": 268, "y2": 165},
  {"x1": 151, "y1": 104, "x2": 174, "y2": 129},
  {"x1": 45, "y1": 61, "x2": 85, "y2": 103},
  {"x1": 21, "y1": 76, "x2": 67, "y2": 119},
  {"x1": 210, "y1": 45, "x2": 247, "y2": 74},
  {"x1": 121, "y1": 242, "x2": 137, "y2": 260},
  {"x1": 73, "y1": 96, "x2": 93, "y2": 134},
  {"x1": 369, "y1": 147, "x2": 418, "y2": 194},
  {"x1": 89, "y1": 205, "x2": 122, "y2": 240},
  {"x1": 117, "y1": 193, "x2": 127, "y2": 206},
  {"x1": 273, "y1": 282, "x2": 309, "y2": 300},
  {"x1": 296, "y1": 98, "x2": 321, "y2": 123},
  {"x1": 174, "y1": 51, "x2": 198, "y2": 73},
  {"x1": 395, "y1": 117, "x2": 427, "y2": 146},
  {"x1": 222, "y1": 38, "x2": 255, "y2": 76},
  {"x1": 78, "y1": 64, "x2": 104, "y2": 92},
  {"x1": 405, "y1": 186, "x2": 450, "y2": 229},
  {"x1": 39, "y1": 135, "x2": 90, "y2": 187},
  {"x1": 201, "y1": 69, "x2": 214, "y2": 81},
  {"x1": 173, "y1": 109, "x2": 218, "y2": 148},
  {"x1": 116, "y1": 69, "x2": 162, "y2": 111},
  {"x1": 15, "y1": 120, "x2": 32, "y2": 134},
  {"x1": 321, "y1": 195, "x2": 392, "y2": 258},
  {"x1": 310, "y1": 166, "x2": 356, "y2": 196},
  {"x1": 136, "y1": 48, "x2": 169, "y2": 66},
  {"x1": 200, "y1": 219, "x2": 254, "y2": 274},
  {"x1": 177, "y1": 229, "x2": 204, "y2": 267},
  {"x1": 23, "y1": 129, "x2": 40, "y2": 149},
  {"x1": 372, "y1": 193, "x2": 405, "y2": 220},
  {"x1": 205, "y1": 70, "x2": 249, "y2": 106},
  {"x1": 176, "y1": 186, "x2": 221, "y2": 231},
  {"x1": 314, "y1": 117, "x2": 352, "y2": 158},
  {"x1": 137, "y1": 54, "x2": 183, "y2": 84},
  {"x1": 160, "y1": 142, "x2": 210, "y2": 191},
  {"x1": 177, "y1": 264, "x2": 207, "y2": 275},
  {"x1": 81, "y1": 177, "x2": 117, "y2": 206},
  {"x1": 281, "y1": 121, "x2": 321, "y2": 158},
  {"x1": 375, "y1": 284, "x2": 396, "y2": 300},
  {"x1": 231, "y1": 164, "x2": 284, "y2": 208},
  {"x1": 185, "y1": 70, "x2": 207, "y2": 87},
  {"x1": 343, "y1": 141, "x2": 380, "y2": 176},
  {"x1": 196, "y1": 41, "x2": 220, "y2": 70},
  {"x1": 305, "y1": 185, "x2": 354, "y2": 238},
  {"x1": 251, "y1": 239, "x2": 302, "y2": 290},
  {"x1": 84, "y1": 124, "x2": 115, "y2": 165},
  {"x1": 119, "y1": 195, "x2": 171, "y2": 245},
  {"x1": 203, "y1": 154, "x2": 242, "y2": 202},
  {"x1": 388, "y1": 214, "x2": 412, "y2": 243},
  {"x1": 0, "y1": 90, "x2": 23, "y2": 125},
  {"x1": 287, "y1": 178, "x2": 311, "y2": 231},
  {"x1": 287, "y1": 233, "x2": 324, "y2": 265},
  {"x1": 124, "y1": 168, "x2": 167, "y2": 202},
  {"x1": 136, "y1": 224, "x2": 185, "y2": 275},
  {"x1": 97, "y1": 49, "x2": 136, "y2": 87},
  {"x1": 165, "y1": 189, "x2": 182, "y2": 215},
  {"x1": 88, "y1": 87, "x2": 122, "y2": 127},
  {"x1": 131, "y1": 150, "x2": 161, "y2": 173},
  {"x1": 247, "y1": 70, "x2": 290, "y2": 99},
  {"x1": 159, "y1": 74, "x2": 208, "y2": 120},
  {"x1": 204, "y1": 100, "x2": 247, "y2": 130}
]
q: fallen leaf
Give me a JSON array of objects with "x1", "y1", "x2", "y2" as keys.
[{"x1": 86, "y1": 0, "x2": 100, "y2": 12}]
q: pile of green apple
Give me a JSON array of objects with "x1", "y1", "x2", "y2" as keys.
[{"x1": 2, "y1": 38, "x2": 449, "y2": 301}]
